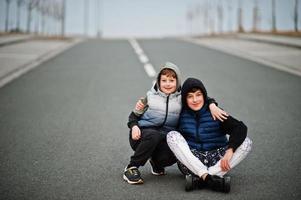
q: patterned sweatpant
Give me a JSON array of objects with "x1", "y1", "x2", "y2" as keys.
[
  {"x1": 177, "y1": 146, "x2": 227, "y2": 176},
  {"x1": 167, "y1": 131, "x2": 252, "y2": 178}
]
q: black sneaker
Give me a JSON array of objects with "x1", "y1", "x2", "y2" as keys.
[
  {"x1": 206, "y1": 175, "x2": 231, "y2": 193},
  {"x1": 223, "y1": 176, "x2": 231, "y2": 193},
  {"x1": 149, "y1": 159, "x2": 166, "y2": 176},
  {"x1": 185, "y1": 174, "x2": 206, "y2": 192},
  {"x1": 123, "y1": 166, "x2": 143, "y2": 184}
]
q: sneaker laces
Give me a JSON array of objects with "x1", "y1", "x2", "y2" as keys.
[{"x1": 129, "y1": 167, "x2": 139, "y2": 176}]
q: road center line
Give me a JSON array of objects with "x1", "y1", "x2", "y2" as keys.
[
  {"x1": 129, "y1": 38, "x2": 156, "y2": 78},
  {"x1": 144, "y1": 63, "x2": 156, "y2": 77}
]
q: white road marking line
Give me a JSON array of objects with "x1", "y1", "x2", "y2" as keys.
[
  {"x1": 139, "y1": 54, "x2": 149, "y2": 64},
  {"x1": 129, "y1": 38, "x2": 156, "y2": 78},
  {"x1": 144, "y1": 63, "x2": 156, "y2": 77},
  {"x1": 135, "y1": 48, "x2": 143, "y2": 55}
]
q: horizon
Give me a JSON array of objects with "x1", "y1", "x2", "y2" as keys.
[{"x1": 0, "y1": 0, "x2": 300, "y2": 38}]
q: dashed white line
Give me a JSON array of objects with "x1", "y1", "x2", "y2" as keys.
[
  {"x1": 135, "y1": 48, "x2": 143, "y2": 55},
  {"x1": 129, "y1": 38, "x2": 156, "y2": 78},
  {"x1": 139, "y1": 54, "x2": 149, "y2": 64},
  {"x1": 144, "y1": 63, "x2": 156, "y2": 77}
]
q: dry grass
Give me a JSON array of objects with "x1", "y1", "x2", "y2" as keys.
[
  {"x1": 251, "y1": 30, "x2": 301, "y2": 37},
  {"x1": 0, "y1": 32, "x2": 73, "y2": 41}
]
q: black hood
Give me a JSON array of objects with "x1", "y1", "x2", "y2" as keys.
[{"x1": 181, "y1": 78, "x2": 208, "y2": 108}]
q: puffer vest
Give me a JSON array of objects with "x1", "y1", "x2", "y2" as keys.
[
  {"x1": 138, "y1": 89, "x2": 181, "y2": 132},
  {"x1": 179, "y1": 105, "x2": 228, "y2": 151}
]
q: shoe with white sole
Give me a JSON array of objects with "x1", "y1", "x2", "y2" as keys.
[{"x1": 123, "y1": 166, "x2": 143, "y2": 184}]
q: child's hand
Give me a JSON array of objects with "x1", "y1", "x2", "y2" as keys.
[
  {"x1": 209, "y1": 103, "x2": 229, "y2": 121},
  {"x1": 131, "y1": 125, "x2": 141, "y2": 140},
  {"x1": 135, "y1": 98, "x2": 145, "y2": 111},
  {"x1": 220, "y1": 148, "x2": 233, "y2": 171}
]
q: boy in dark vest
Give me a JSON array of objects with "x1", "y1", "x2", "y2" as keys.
[{"x1": 167, "y1": 78, "x2": 252, "y2": 193}]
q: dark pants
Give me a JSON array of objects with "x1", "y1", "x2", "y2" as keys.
[{"x1": 129, "y1": 128, "x2": 176, "y2": 168}]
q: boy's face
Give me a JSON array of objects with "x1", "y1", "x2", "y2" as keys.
[
  {"x1": 186, "y1": 89, "x2": 204, "y2": 111},
  {"x1": 159, "y1": 75, "x2": 177, "y2": 95}
]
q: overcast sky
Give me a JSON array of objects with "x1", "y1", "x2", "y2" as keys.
[
  {"x1": 0, "y1": 0, "x2": 300, "y2": 38},
  {"x1": 65, "y1": 0, "x2": 301, "y2": 37}
]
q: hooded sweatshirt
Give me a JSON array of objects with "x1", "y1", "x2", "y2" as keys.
[
  {"x1": 179, "y1": 78, "x2": 229, "y2": 151},
  {"x1": 179, "y1": 78, "x2": 248, "y2": 152},
  {"x1": 135, "y1": 62, "x2": 182, "y2": 132}
]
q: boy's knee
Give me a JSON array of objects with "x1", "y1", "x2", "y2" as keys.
[
  {"x1": 146, "y1": 133, "x2": 161, "y2": 144},
  {"x1": 166, "y1": 131, "x2": 181, "y2": 144},
  {"x1": 241, "y1": 137, "x2": 252, "y2": 152},
  {"x1": 142, "y1": 129, "x2": 161, "y2": 141},
  {"x1": 167, "y1": 131, "x2": 187, "y2": 147}
]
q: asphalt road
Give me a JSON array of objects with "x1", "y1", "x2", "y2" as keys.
[{"x1": 0, "y1": 38, "x2": 300, "y2": 200}]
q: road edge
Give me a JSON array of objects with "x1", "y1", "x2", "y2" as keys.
[
  {"x1": 0, "y1": 38, "x2": 84, "y2": 89},
  {"x1": 181, "y1": 37, "x2": 301, "y2": 77}
]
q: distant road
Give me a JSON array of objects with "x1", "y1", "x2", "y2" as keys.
[{"x1": 0, "y1": 38, "x2": 300, "y2": 200}]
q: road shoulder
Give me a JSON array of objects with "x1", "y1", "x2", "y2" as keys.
[
  {"x1": 182, "y1": 36, "x2": 301, "y2": 77},
  {"x1": 0, "y1": 37, "x2": 83, "y2": 88}
]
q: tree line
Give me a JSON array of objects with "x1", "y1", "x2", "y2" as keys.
[
  {"x1": 185, "y1": 0, "x2": 299, "y2": 35},
  {"x1": 3, "y1": 0, "x2": 65, "y2": 36}
]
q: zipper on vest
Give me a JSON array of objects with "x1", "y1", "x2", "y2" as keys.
[
  {"x1": 159, "y1": 95, "x2": 169, "y2": 128},
  {"x1": 195, "y1": 112, "x2": 202, "y2": 150}
]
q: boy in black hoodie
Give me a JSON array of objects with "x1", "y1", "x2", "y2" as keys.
[{"x1": 167, "y1": 78, "x2": 252, "y2": 193}]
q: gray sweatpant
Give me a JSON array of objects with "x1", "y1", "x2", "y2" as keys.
[{"x1": 166, "y1": 131, "x2": 252, "y2": 178}]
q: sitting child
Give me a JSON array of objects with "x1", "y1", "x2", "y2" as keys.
[
  {"x1": 167, "y1": 77, "x2": 252, "y2": 193},
  {"x1": 124, "y1": 64, "x2": 226, "y2": 185}
]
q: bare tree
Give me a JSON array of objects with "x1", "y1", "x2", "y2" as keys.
[
  {"x1": 253, "y1": 0, "x2": 259, "y2": 32},
  {"x1": 26, "y1": 0, "x2": 32, "y2": 33},
  {"x1": 186, "y1": 8, "x2": 193, "y2": 35},
  {"x1": 195, "y1": 4, "x2": 201, "y2": 34},
  {"x1": 39, "y1": 0, "x2": 47, "y2": 35},
  {"x1": 294, "y1": 0, "x2": 299, "y2": 32},
  {"x1": 204, "y1": 0, "x2": 209, "y2": 34},
  {"x1": 34, "y1": 0, "x2": 41, "y2": 34},
  {"x1": 5, "y1": 0, "x2": 11, "y2": 32},
  {"x1": 50, "y1": 0, "x2": 62, "y2": 36},
  {"x1": 51, "y1": 0, "x2": 66, "y2": 36},
  {"x1": 227, "y1": 0, "x2": 232, "y2": 33},
  {"x1": 26, "y1": 0, "x2": 40, "y2": 33},
  {"x1": 208, "y1": 1, "x2": 215, "y2": 35},
  {"x1": 217, "y1": 0, "x2": 223, "y2": 34},
  {"x1": 96, "y1": 0, "x2": 104, "y2": 37},
  {"x1": 237, "y1": 0, "x2": 244, "y2": 32},
  {"x1": 96, "y1": 0, "x2": 100, "y2": 37},
  {"x1": 84, "y1": 0, "x2": 89, "y2": 36},
  {"x1": 16, "y1": 0, "x2": 25, "y2": 32},
  {"x1": 61, "y1": 0, "x2": 66, "y2": 37},
  {"x1": 271, "y1": 0, "x2": 276, "y2": 32},
  {"x1": 43, "y1": 1, "x2": 53, "y2": 35}
]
